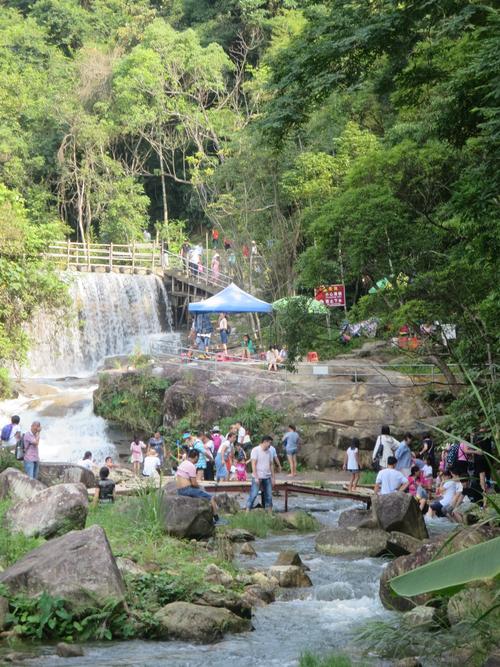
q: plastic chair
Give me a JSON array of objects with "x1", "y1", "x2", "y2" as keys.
[{"x1": 307, "y1": 351, "x2": 319, "y2": 362}]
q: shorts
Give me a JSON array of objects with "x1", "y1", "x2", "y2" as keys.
[
  {"x1": 220, "y1": 330, "x2": 229, "y2": 344},
  {"x1": 474, "y1": 456, "x2": 490, "y2": 475},
  {"x1": 430, "y1": 500, "x2": 451, "y2": 517},
  {"x1": 347, "y1": 468, "x2": 359, "y2": 473},
  {"x1": 286, "y1": 448, "x2": 297, "y2": 456},
  {"x1": 454, "y1": 460, "x2": 468, "y2": 476},
  {"x1": 177, "y1": 487, "x2": 212, "y2": 501}
]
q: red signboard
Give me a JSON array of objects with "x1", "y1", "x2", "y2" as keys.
[{"x1": 314, "y1": 284, "x2": 346, "y2": 307}]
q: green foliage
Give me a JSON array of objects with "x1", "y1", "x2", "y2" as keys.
[
  {"x1": 0, "y1": 449, "x2": 23, "y2": 473},
  {"x1": 390, "y1": 537, "x2": 500, "y2": 598},
  {"x1": 359, "y1": 470, "x2": 377, "y2": 485},
  {"x1": 5, "y1": 592, "x2": 132, "y2": 642},
  {"x1": 226, "y1": 510, "x2": 287, "y2": 538},
  {"x1": 299, "y1": 654, "x2": 354, "y2": 667},
  {"x1": 0, "y1": 368, "x2": 12, "y2": 399},
  {"x1": 94, "y1": 370, "x2": 169, "y2": 434},
  {"x1": 219, "y1": 397, "x2": 283, "y2": 442}
]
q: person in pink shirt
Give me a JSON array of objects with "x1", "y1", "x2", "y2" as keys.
[
  {"x1": 176, "y1": 449, "x2": 218, "y2": 519},
  {"x1": 23, "y1": 421, "x2": 41, "y2": 479},
  {"x1": 130, "y1": 435, "x2": 146, "y2": 475}
]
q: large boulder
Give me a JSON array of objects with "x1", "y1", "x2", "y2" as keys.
[
  {"x1": 0, "y1": 525, "x2": 125, "y2": 611},
  {"x1": 160, "y1": 494, "x2": 214, "y2": 540},
  {"x1": 153, "y1": 601, "x2": 251, "y2": 643},
  {"x1": 268, "y1": 565, "x2": 312, "y2": 588},
  {"x1": 204, "y1": 564, "x2": 233, "y2": 587},
  {"x1": 5, "y1": 483, "x2": 88, "y2": 539},
  {"x1": 38, "y1": 463, "x2": 95, "y2": 489},
  {"x1": 380, "y1": 525, "x2": 498, "y2": 611},
  {"x1": 316, "y1": 527, "x2": 388, "y2": 557},
  {"x1": 447, "y1": 585, "x2": 496, "y2": 625},
  {"x1": 214, "y1": 493, "x2": 241, "y2": 514},
  {"x1": 274, "y1": 551, "x2": 308, "y2": 569},
  {"x1": 373, "y1": 492, "x2": 428, "y2": 540},
  {"x1": 0, "y1": 468, "x2": 46, "y2": 502},
  {"x1": 224, "y1": 528, "x2": 255, "y2": 543},
  {"x1": 386, "y1": 531, "x2": 425, "y2": 557}
]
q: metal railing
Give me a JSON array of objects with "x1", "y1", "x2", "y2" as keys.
[{"x1": 45, "y1": 240, "x2": 232, "y2": 289}]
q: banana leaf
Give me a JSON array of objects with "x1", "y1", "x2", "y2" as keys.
[{"x1": 390, "y1": 537, "x2": 500, "y2": 597}]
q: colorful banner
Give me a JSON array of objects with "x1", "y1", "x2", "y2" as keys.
[{"x1": 314, "y1": 284, "x2": 346, "y2": 307}]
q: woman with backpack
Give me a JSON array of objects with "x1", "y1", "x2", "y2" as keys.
[{"x1": 372, "y1": 425, "x2": 399, "y2": 470}]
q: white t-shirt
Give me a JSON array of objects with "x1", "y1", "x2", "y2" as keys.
[
  {"x1": 346, "y1": 447, "x2": 359, "y2": 470},
  {"x1": 78, "y1": 459, "x2": 93, "y2": 471},
  {"x1": 143, "y1": 455, "x2": 160, "y2": 477},
  {"x1": 376, "y1": 468, "x2": 407, "y2": 494},
  {"x1": 440, "y1": 480, "x2": 459, "y2": 507},
  {"x1": 250, "y1": 445, "x2": 273, "y2": 479},
  {"x1": 422, "y1": 464, "x2": 433, "y2": 478},
  {"x1": 237, "y1": 426, "x2": 246, "y2": 444}
]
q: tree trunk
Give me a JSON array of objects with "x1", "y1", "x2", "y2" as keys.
[{"x1": 425, "y1": 354, "x2": 461, "y2": 396}]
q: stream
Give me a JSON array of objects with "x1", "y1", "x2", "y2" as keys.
[{"x1": 26, "y1": 497, "x2": 392, "y2": 667}]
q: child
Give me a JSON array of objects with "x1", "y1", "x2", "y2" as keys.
[
  {"x1": 235, "y1": 443, "x2": 248, "y2": 480},
  {"x1": 242, "y1": 334, "x2": 256, "y2": 359},
  {"x1": 343, "y1": 437, "x2": 360, "y2": 492},
  {"x1": 266, "y1": 346, "x2": 278, "y2": 372},
  {"x1": 130, "y1": 435, "x2": 146, "y2": 475},
  {"x1": 421, "y1": 456, "x2": 434, "y2": 492}
]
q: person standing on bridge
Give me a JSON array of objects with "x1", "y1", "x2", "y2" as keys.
[
  {"x1": 372, "y1": 425, "x2": 399, "y2": 470},
  {"x1": 246, "y1": 436, "x2": 275, "y2": 512},
  {"x1": 212, "y1": 228, "x2": 219, "y2": 249},
  {"x1": 343, "y1": 437, "x2": 360, "y2": 491},
  {"x1": 211, "y1": 253, "x2": 220, "y2": 280}
]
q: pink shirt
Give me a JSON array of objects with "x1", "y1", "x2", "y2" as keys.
[
  {"x1": 176, "y1": 460, "x2": 197, "y2": 480},
  {"x1": 23, "y1": 431, "x2": 39, "y2": 462}
]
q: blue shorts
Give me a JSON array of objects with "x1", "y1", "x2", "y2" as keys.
[
  {"x1": 286, "y1": 448, "x2": 297, "y2": 456},
  {"x1": 177, "y1": 487, "x2": 212, "y2": 501},
  {"x1": 220, "y1": 330, "x2": 229, "y2": 344}
]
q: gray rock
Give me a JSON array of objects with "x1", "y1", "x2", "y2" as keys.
[
  {"x1": 224, "y1": 528, "x2": 255, "y2": 543},
  {"x1": 56, "y1": 643, "x2": 85, "y2": 658},
  {"x1": 274, "y1": 551, "x2": 309, "y2": 570},
  {"x1": 160, "y1": 494, "x2": 214, "y2": 540},
  {"x1": 386, "y1": 531, "x2": 424, "y2": 557},
  {"x1": 379, "y1": 525, "x2": 498, "y2": 611},
  {"x1": 373, "y1": 492, "x2": 428, "y2": 540},
  {"x1": 447, "y1": 585, "x2": 495, "y2": 625},
  {"x1": 338, "y1": 508, "x2": 377, "y2": 529},
  {"x1": 153, "y1": 601, "x2": 251, "y2": 642},
  {"x1": 394, "y1": 659, "x2": 422, "y2": 667},
  {"x1": 239, "y1": 542, "x2": 257, "y2": 557},
  {"x1": 268, "y1": 565, "x2": 312, "y2": 588},
  {"x1": 0, "y1": 596, "x2": 8, "y2": 630},
  {"x1": 0, "y1": 468, "x2": 46, "y2": 502},
  {"x1": 0, "y1": 525, "x2": 125, "y2": 611},
  {"x1": 38, "y1": 462, "x2": 95, "y2": 488},
  {"x1": 241, "y1": 584, "x2": 275, "y2": 607},
  {"x1": 403, "y1": 605, "x2": 436, "y2": 629},
  {"x1": 484, "y1": 650, "x2": 500, "y2": 667},
  {"x1": 5, "y1": 483, "x2": 88, "y2": 539},
  {"x1": 316, "y1": 527, "x2": 388, "y2": 557},
  {"x1": 204, "y1": 564, "x2": 233, "y2": 586}
]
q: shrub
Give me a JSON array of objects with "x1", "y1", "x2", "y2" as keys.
[{"x1": 0, "y1": 448, "x2": 23, "y2": 473}]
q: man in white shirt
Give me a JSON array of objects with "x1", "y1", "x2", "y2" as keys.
[
  {"x1": 236, "y1": 421, "x2": 246, "y2": 445},
  {"x1": 374, "y1": 456, "x2": 409, "y2": 495},
  {"x1": 246, "y1": 436, "x2": 275, "y2": 512},
  {"x1": 142, "y1": 449, "x2": 161, "y2": 479},
  {"x1": 428, "y1": 470, "x2": 462, "y2": 518},
  {"x1": 1, "y1": 415, "x2": 21, "y2": 448}
]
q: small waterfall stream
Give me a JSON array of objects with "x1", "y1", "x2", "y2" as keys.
[{"x1": 26, "y1": 272, "x2": 177, "y2": 377}]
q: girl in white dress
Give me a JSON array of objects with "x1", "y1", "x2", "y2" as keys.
[{"x1": 343, "y1": 437, "x2": 360, "y2": 491}]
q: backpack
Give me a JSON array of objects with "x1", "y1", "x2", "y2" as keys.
[
  {"x1": 15, "y1": 434, "x2": 25, "y2": 461},
  {"x1": 1, "y1": 423, "x2": 13, "y2": 442},
  {"x1": 446, "y1": 442, "x2": 460, "y2": 469},
  {"x1": 226, "y1": 325, "x2": 232, "y2": 335}
]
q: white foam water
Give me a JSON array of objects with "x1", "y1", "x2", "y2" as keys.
[{"x1": 26, "y1": 272, "x2": 176, "y2": 376}]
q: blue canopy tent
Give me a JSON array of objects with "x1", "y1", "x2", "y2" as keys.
[{"x1": 188, "y1": 282, "x2": 273, "y2": 313}]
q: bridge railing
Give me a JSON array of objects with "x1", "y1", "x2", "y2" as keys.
[{"x1": 45, "y1": 241, "x2": 232, "y2": 289}]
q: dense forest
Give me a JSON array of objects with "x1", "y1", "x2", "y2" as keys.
[{"x1": 0, "y1": 1, "x2": 499, "y2": 404}]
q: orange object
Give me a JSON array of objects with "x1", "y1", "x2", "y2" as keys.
[
  {"x1": 307, "y1": 351, "x2": 319, "y2": 362},
  {"x1": 398, "y1": 337, "x2": 421, "y2": 351}
]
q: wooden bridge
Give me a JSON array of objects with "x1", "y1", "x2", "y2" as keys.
[
  {"x1": 45, "y1": 240, "x2": 231, "y2": 288},
  {"x1": 45, "y1": 240, "x2": 232, "y2": 325}
]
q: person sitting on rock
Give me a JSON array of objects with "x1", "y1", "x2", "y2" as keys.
[
  {"x1": 176, "y1": 448, "x2": 219, "y2": 520},
  {"x1": 142, "y1": 447, "x2": 161, "y2": 480},
  {"x1": 374, "y1": 456, "x2": 409, "y2": 495},
  {"x1": 93, "y1": 466, "x2": 115, "y2": 506},
  {"x1": 104, "y1": 456, "x2": 114, "y2": 469}
]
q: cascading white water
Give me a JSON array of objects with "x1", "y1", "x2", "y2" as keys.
[{"x1": 27, "y1": 272, "x2": 178, "y2": 376}]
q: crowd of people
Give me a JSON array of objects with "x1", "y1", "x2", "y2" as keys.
[
  {"x1": 362, "y1": 425, "x2": 495, "y2": 522},
  {"x1": 179, "y1": 235, "x2": 260, "y2": 281},
  {"x1": 188, "y1": 311, "x2": 287, "y2": 369}
]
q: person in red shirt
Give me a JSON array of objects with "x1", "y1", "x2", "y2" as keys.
[
  {"x1": 211, "y1": 228, "x2": 219, "y2": 249},
  {"x1": 242, "y1": 244, "x2": 250, "y2": 258}
]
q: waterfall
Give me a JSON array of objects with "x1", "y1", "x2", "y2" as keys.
[{"x1": 27, "y1": 272, "x2": 178, "y2": 376}]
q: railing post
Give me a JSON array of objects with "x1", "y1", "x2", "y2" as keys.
[
  {"x1": 152, "y1": 242, "x2": 155, "y2": 271},
  {"x1": 132, "y1": 242, "x2": 135, "y2": 272},
  {"x1": 66, "y1": 239, "x2": 71, "y2": 269},
  {"x1": 109, "y1": 243, "x2": 113, "y2": 271}
]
